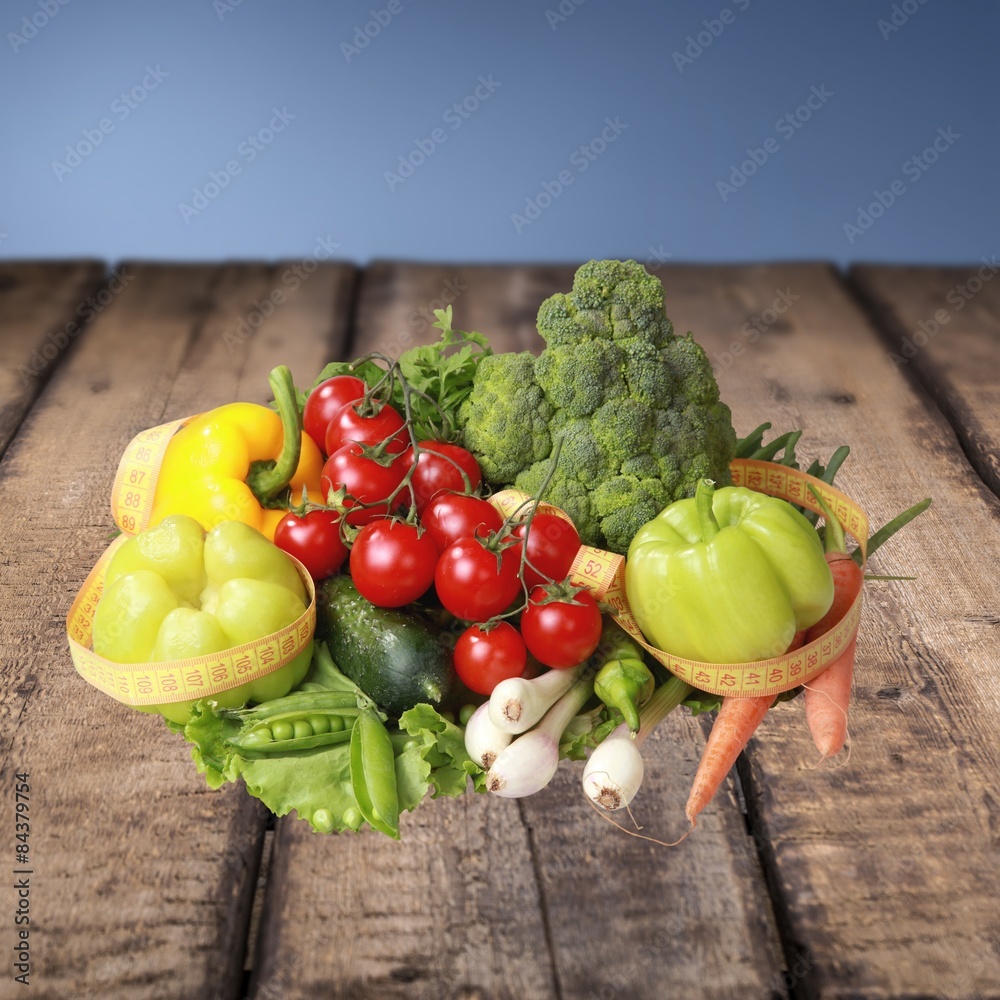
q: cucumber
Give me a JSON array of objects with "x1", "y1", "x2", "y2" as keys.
[{"x1": 315, "y1": 574, "x2": 455, "y2": 716}]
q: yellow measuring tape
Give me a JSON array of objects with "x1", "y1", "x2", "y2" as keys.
[
  {"x1": 492, "y1": 459, "x2": 869, "y2": 698},
  {"x1": 66, "y1": 535, "x2": 316, "y2": 708},
  {"x1": 110, "y1": 415, "x2": 198, "y2": 536}
]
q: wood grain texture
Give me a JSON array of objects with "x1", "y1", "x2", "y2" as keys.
[
  {"x1": 0, "y1": 261, "x2": 356, "y2": 1000},
  {"x1": 254, "y1": 794, "x2": 560, "y2": 1000},
  {"x1": 252, "y1": 261, "x2": 786, "y2": 1000},
  {"x1": 850, "y1": 263, "x2": 1000, "y2": 498},
  {"x1": 661, "y1": 262, "x2": 1000, "y2": 999},
  {"x1": 0, "y1": 260, "x2": 106, "y2": 458}
]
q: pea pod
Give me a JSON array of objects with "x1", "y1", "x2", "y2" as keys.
[
  {"x1": 350, "y1": 708, "x2": 400, "y2": 839},
  {"x1": 243, "y1": 706, "x2": 360, "y2": 732},
  {"x1": 226, "y1": 724, "x2": 355, "y2": 758},
  {"x1": 228, "y1": 689, "x2": 360, "y2": 723}
]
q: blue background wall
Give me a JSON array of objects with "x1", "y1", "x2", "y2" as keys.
[{"x1": 0, "y1": 0, "x2": 995, "y2": 266}]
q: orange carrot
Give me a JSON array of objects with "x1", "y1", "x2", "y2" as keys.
[
  {"x1": 803, "y1": 492, "x2": 865, "y2": 759},
  {"x1": 806, "y1": 551, "x2": 864, "y2": 640},
  {"x1": 685, "y1": 694, "x2": 772, "y2": 827}
]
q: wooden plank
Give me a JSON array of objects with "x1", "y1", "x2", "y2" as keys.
[
  {"x1": 0, "y1": 260, "x2": 356, "y2": 1000},
  {"x1": 0, "y1": 260, "x2": 106, "y2": 458},
  {"x1": 850, "y1": 263, "x2": 1000, "y2": 497},
  {"x1": 661, "y1": 262, "x2": 1000, "y2": 998},
  {"x1": 252, "y1": 262, "x2": 786, "y2": 1000}
]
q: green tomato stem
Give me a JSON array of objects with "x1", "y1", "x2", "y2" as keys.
[
  {"x1": 246, "y1": 365, "x2": 304, "y2": 502},
  {"x1": 695, "y1": 478, "x2": 720, "y2": 541}
]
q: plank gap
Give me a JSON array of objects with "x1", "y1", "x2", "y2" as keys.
[
  {"x1": 0, "y1": 260, "x2": 108, "y2": 465},
  {"x1": 841, "y1": 269, "x2": 1000, "y2": 500},
  {"x1": 243, "y1": 828, "x2": 276, "y2": 978},
  {"x1": 516, "y1": 798, "x2": 566, "y2": 1000},
  {"x1": 736, "y1": 750, "x2": 818, "y2": 1000}
]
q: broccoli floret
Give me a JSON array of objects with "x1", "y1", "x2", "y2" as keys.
[
  {"x1": 535, "y1": 339, "x2": 626, "y2": 417},
  {"x1": 590, "y1": 475, "x2": 669, "y2": 554},
  {"x1": 461, "y1": 260, "x2": 736, "y2": 553},
  {"x1": 459, "y1": 352, "x2": 553, "y2": 483}
]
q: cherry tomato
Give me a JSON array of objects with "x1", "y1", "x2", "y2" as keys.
[
  {"x1": 520, "y1": 586, "x2": 603, "y2": 669},
  {"x1": 434, "y1": 538, "x2": 522, "y2": 622},
  {"x1": 350, "y1": 520, "x2": 438, "y2": 607},
  {"x1": 512, "y1": 513, "x2": 582, "y2": 589},
  {"x1": 303, "y1": 376, "x2": 366, "y2": 453},
  {"x1": 402, "y1": 442, "x2": 482, "y2": 510},
  {"x1": 321, "y1": 442, "x2": 407, "y2": 525},
  {"x1": 273, "y1": 509, "x2": 349, "y2": 581},
  {"x1": 454, "y1": 622, "x2": 527, "y2": 696},
  {"x1": 420, "y1": 494, "x2": 502, "y2": 552},
  {"x1": 325, "y1": 399, "x2": 407, "y2": 456}
]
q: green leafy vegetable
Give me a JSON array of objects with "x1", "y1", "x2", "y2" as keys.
[
  {"x1": 399, "y1": 702, "x2": 486, "y2": 795},
  {"x1": 559, "y1": 705, "x2": 622, "y2": 761},
  {"x1": 397, "y1": 307, "x2": 492, "y2": 441},
  {"x1": 308, "y1": 307, "x2": 491, "y2": 443},
  {"x1": 179, "y1": 650, "x2": 484, "y2": 836}
]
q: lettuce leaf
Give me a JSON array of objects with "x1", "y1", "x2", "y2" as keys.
[
  {"x1": 399, "y1": 703, "x2": 486, "y2": 796},
  {"x1": 178, "y1": 661, "x2": 485, "y2": 836}
]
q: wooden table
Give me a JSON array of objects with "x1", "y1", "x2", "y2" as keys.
[{"x1": 1, "y1": 258, "x2": 998, "y2": 1000}]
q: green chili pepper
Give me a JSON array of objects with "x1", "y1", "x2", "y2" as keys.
[
  {"x1": 350, "y1": 708, "x2": 400, "y2": 839},
  {"x1": 597, "y1": 624, "x2": 645, "y2": 665},
  {"x1": 594, "y1": 657, "x2": 655, "y2": 734}
]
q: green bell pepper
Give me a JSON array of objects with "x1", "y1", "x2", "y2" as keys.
[
  {"x1": 625, "y1": 479, "x2": 834, "y2": 663},
  {"x1": 94, "y1": 515, "x2": 313, "y2": 724}
]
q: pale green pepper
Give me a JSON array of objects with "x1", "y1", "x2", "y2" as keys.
[
  {"x1": 625, "y1": 479, "x2": 834, "y2": 663},
  {"x1": 93, "y1": 515, "x2": 313, "y2": 724}
]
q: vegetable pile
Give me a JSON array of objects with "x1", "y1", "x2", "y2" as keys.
[
  {"x1": 72, "y1": 260, "x2": 930, "y2": 841},
  {"x1": 462, "y1": 259, "x2": 736, "y2": 553}
]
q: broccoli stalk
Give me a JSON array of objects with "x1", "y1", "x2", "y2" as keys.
[{"x1": 460, "y1": 260, "x2": 736, "y2": 553}]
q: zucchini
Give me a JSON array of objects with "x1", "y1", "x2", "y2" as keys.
[{"x1": 315, "y1": 574, "x2": 455, "y2": 716}]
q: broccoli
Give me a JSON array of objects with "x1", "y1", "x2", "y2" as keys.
[{"x1": 460, "y1": 259, "x2": 736, "y2": 553}]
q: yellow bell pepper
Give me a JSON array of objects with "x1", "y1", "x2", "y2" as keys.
[{"x1": 149, "y1": 366, "x2": 323, "y2": 540}]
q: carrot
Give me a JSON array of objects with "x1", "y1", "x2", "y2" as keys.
[
  {"x1": 803, "y1": 491, "x2": 865, "y2": 759},
  {"x1": 685, "y1": 694, "x2": 772, "y2": 827},
  {"x1": 806, "y1": 551, "x2": 864, "y2": 640}
]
